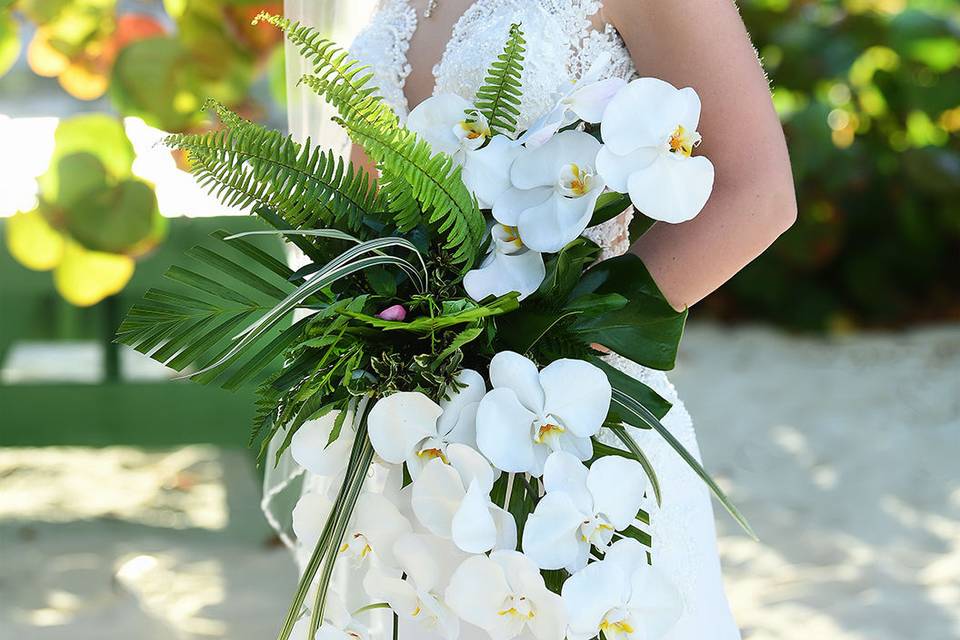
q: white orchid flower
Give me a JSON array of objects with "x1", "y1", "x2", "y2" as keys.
[
  {"x1": 363, "y1": 533, "x2": 465, "y2": 640},
  {"x1": 290, "y1": 591, "x2": 372, "y2": 640},
  {"x1": 291, "y1": 410, "x2": 354, "y2": 479},
  {"x1": 445, "y1": 550, "x2": 566, "y2": 640},
  {"x1": 367, "y1": 370, "x2": 486, "y2": 477},
  {"x1": 493, "y1": 130, "x2": 606, "y2": 253},
  {"x1": 411, "y1": 442, "x2": 517, "y2": 554},
  {"x1": 406, "y1": 94, "x2": 521, "y2": 207},
  {"x1": 562, "y1": 538, "x2": 682, "y2": 640},
  {"x1": 293, "y1": 490, "x2": 412, "y2": 569},
  {"x1": 521, "y1": 53, "x2": 627, "y2": 149},
  {"x1": 464, "y1": 223, "x2": 546, "y2": 302},
  {"x1": 476, "y1": 351, "x2": 611, "y2": 477},
  {"x1": 521, "y1": 452, "x2": 648, "y2": 572},
  {"x1": 596, "y1": 77, "x2": 715, "y2": 223}
]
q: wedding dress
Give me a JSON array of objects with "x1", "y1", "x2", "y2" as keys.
[{"x1": 269, "y1": 1, "x2": 741, "y2": 638}]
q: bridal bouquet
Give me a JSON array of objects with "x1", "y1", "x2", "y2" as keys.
[{"x1": 118, "y1": 16, "x2": 751, "y2": 640}]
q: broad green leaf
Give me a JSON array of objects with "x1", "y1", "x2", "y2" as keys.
[
  {"x1": 590, "y1": 356, "x2": 672, "y2": 420},
  {"x1": 571, "y1": 254, "x2": 686, "y2": 371},
  {"x1": 591, "y1": 191, "x2": 632, "y2": 226}
]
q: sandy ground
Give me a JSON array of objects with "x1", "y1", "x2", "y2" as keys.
[{"x1": 1, "y1": 323, "x2": 958, "y2": 640}]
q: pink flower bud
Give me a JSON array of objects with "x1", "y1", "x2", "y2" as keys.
[{"x1": 376, "y1": 304, "x2": 407, "y2": 322}]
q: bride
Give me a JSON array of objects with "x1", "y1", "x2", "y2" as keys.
[{"x1": 274, "y1": 0, "x2": 796, "y2": 638}]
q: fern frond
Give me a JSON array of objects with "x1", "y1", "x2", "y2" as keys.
[
  {"x1": 261, "y1": 15, "x2": 485, "y2": 265},
  {"x1": 165, "y1": 107, "x2": 385, "y2": 241},
  {"x1": 474, "y1": 23, "x2": 526, "y2": 136}
]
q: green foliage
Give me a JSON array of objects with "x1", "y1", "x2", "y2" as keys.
[
  {"x1": 716, "y1": 2, "x2": 960, "y2": 329},
  {"x1": 262, "y1": 15, "x2": 486, "y2": 266},
  {"x1": 165, "y1": 103, "x2": 386, "y2": 246},
  {"x1": 116, "y1": 229, "x2": 303, "y2": 389},
  {"x1": 474, "y1": 23, "x2": 526, "y2": 136}
]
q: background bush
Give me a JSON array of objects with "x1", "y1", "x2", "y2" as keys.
[{"x1": 710, "y1": 0, "x2": 960, "y2": 330}]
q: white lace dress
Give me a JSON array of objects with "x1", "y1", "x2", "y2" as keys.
[{"x1": 288, "y1": 1, "x2": 741, "y2": 638}]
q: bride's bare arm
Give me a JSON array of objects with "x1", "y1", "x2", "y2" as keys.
[{"x1": 603, "y1": 0, "x2": 797, "y2": 310}]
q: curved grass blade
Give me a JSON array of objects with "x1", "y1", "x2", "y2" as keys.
[{"x1": 610, "y1": 388, "x2": 757, "y2": 540}]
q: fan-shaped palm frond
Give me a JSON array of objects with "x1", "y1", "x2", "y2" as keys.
[{"x1": 116, "y1": 230, "x2": 305, "y2": 389}]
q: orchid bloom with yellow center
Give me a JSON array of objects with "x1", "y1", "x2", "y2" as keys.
[
  {"x1": 406, "y1": 94, "x2": 520, "y2": 208},
  {"x1": 411, "y1": 443, "x2": 517, "y2": 554},
  {"x1": 463, "y1": 224, "x2": 546, "y2": 303},
  {"x1": 363, "y1": 534, "x2": 465, "y2": 640},
  {"x1": 476, "y1": 351, "x2": 611, "y2": 477},
  {"x1": 446, "y1": 551, "x2": 567, "y2": 640},
  {"x1": 367, "y1": 369, "x2": 487, "y2": 478},
  {"x1": 492, "y1": 130, "x2": 607, "y2": 254},
  {"x1": 562, "y1": 539, "x2": 683, "y2": 640},
  {"x1": 292, "y1": 491, "x2": 411, "y2": 570},
  {"x1": 596, "y1": 77, "x2": 715, "y2": 223},
  {"x1": 522, "y1": 452, "x2": 649, "y2": 573}
]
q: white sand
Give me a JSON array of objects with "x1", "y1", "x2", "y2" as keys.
[{"x1": 1, "y1": 323, "x2": 958, "y2": 639}]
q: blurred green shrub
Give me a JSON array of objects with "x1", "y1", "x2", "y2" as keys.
[
  {"x1": 5, "y1": 115, "x2": 166, "y2": 306},
  {"x1": 710, "y1": 0, "x2": 960, "y2": 330}
]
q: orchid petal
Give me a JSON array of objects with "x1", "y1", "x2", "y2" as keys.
[
  {"x1": 539, "y1": 358, "x2": 611, "y2": 438},
  {"x1": 367, "y1": 392, "x2": 442, "y2": 464},
  {"x1": 411, "y1": 457, "x2": 464, "y2": 539},
  {"x1": 492, "y1": 185, "x2": 552, "y2": 226},
  {"x1": 446, "y1": 442, "x2": 496, "y2": 492},
  {"x1": 392, "y1": 533, "x2": 442, "y2": 592},
  {"x1": 292, "y1": 491, "x2": 331, "y2": 550},
  {"x1": 567, "y1": 77, "x2": 627, "y2": 123},
  {"x1": 490, "y1": 504, "x2": 519, "y2": 552},
  {"x1": 290, "y1": 411, "x2": 352, "y2": 477},
  {"x1": 462, "y1": 135, "x2": 522, "y2": 208},
  {"x1": 510, "y1": 130, "x2": 603, "y2": 190},
  {"x1": 446, "y1": 555, "x2": 513, "y2": 633},
  {"x1": 476, "y1": 387, "x2": 539, "y2": 473},
  {"x1": 602, "y1": 78, "x2": 700, "y2": 156},
  {"x1": 628, "y1": 565, "x2": 684, "y2": 638},
  {"x1": 352, "y1": 492, "x2": 412, "y2": 568},
  {"x1": 561, "y1": 560, "x2": 629, "y2": 640},
  {"x1": 587, "y1": 456, "x2": 648, "y2": 530},
  {"x1": 521, "y1": 492, "x2": 586, "y2": 570},
  {"x1": 451, "y1": 479, "x2": 498, "y2": 553},
  {"x1": 436, "y1": 369, "x2": 486, "y2": 440},
  {"x1": 464, "y1": 245, "x2": 545, "y2": 302},
  {"x1": 406, "y1": 93, "x2": 473, "y2": 157},
  {"x1": 516, "y1": 185, "x2": 601, "y2": 254},
  {"x1": 627, "y1": 154, "x2": 715, "y2": 223},
  {"x1": 488, "y1": 351, "x2": 545, "y2": 413},
  {"x1": 542, "y1": 451, "x2": 592, "y2": 514},
  {"x1": 595, "y1": 145, "x2": 659, "y2": 193},
  {"x1": 363, "y1": 570, "x2": 420, "y2": 619}
]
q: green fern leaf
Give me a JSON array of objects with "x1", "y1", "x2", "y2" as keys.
[
  {"x1": 165, "y1": 105, "x2": 385, "y2": 243},
  {"x1": 474, "y1": 23, "x2": 526, "y2": 136}
]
